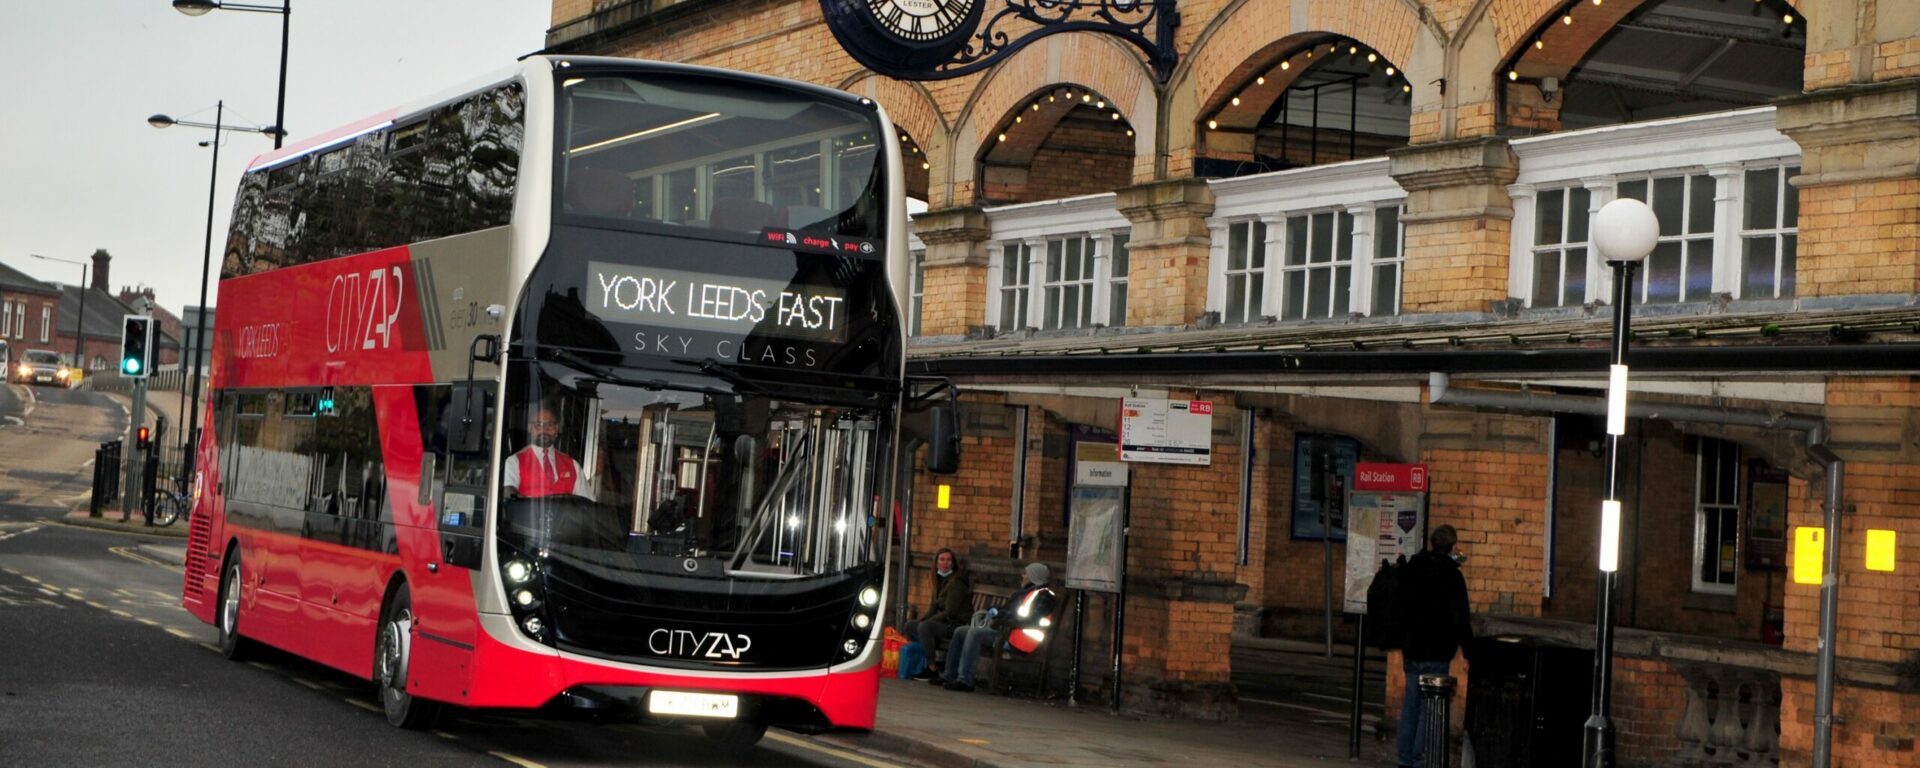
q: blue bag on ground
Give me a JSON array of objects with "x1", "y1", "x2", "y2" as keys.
[{"x1": 896, "y1": 641, "x2": 926, "y2": 680}]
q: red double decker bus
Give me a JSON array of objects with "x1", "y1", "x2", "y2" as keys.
[{"x1": 181, "y1": 56, "x2": 939, "y2": 743}]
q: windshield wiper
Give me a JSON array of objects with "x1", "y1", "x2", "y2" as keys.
[{"x1": 726, "y1": 429, "x2": 813, "y2": 577}]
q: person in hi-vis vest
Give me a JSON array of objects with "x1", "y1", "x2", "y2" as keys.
[{"x1": 503, "y1": 401, "x2": 595, "y2": 500}]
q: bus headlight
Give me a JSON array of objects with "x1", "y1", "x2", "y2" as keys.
[
  {"x1": 513, "y1": 589, "x2": 537, "y2": 608},
  {"x1": 505, "y1": 560, "x2": 533, "y2": 583},
  {"x1": 522, "y1": 616, "x2": 544, "y2": 636},
  {"x1": 843, "y1": 639, "x2": 860, "y2": 655},
  {"x1": 859, "y1": 586, "x2": 879, "y2": 607},
  {"x1": 854, "y1": 613, "x2": 871, "y2": 629}
]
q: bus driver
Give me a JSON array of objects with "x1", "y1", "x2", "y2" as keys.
[{"x1": 504, "y1": 400, "x2": 595, "y2": 500}]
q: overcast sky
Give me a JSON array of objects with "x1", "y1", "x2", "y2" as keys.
[{"x1": 0, "y1": 1, "x2": 549, "y2": 312}]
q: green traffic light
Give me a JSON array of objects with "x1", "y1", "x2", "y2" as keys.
[{"x1": 124, "y1": 359, "x2": 141, "y2": 375}]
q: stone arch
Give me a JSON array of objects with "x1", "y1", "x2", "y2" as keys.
[
  {"x1": 953, "y1": 32, "x2": 1159, "y2": 203},
  {"x1": 1489, "y1": 0, "x2": 1809, "y2": 132},
  {"x1": 838, "y1": 72, "x2": 950, "y2": 151},
  {"x1": 1170, "y1": 0, "x2": 1438, "y2": 175},
  {"x1": 1486, "y1": 0, "x2": 1803, "y2": 59}
]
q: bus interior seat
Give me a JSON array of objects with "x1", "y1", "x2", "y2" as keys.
[
  {"x1": 709, "y1": 197, "x2": 776, "y2": 233},
  {"x1": 565, "y1": 166, "x2": 637, "y2": 218}
]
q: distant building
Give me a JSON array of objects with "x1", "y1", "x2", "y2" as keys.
[
  {"x1": 0, "y1": 259, "x2": 64, "y2": 357},
  {"x1": 54, "y1": 250, "x2": 180, "y2": 371}
]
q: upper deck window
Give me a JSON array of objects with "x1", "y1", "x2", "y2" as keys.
[{"x1": 557, "y1": 74, "x2": 884, "y2": 242}]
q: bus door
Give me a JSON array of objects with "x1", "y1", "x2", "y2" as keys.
[{"x1": 403, "y1": 381, "x2": 494, "y2": 703}]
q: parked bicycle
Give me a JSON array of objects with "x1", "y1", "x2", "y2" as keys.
[{"x1": 151, "y1": 474, "x2": 191, "y2": 527}]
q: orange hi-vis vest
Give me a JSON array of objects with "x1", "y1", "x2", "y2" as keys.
[{"x1": 515, "y1": 447, "x2": 579, "y2": 498}]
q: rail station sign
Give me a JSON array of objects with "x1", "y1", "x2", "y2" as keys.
[{"x1": 1118, "y1": 397, "x2": 1212, "y2": 465}]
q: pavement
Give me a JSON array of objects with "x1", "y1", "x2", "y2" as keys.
[{"x1": 73, "y1": 524, "x2": 1396, "y2": 768}]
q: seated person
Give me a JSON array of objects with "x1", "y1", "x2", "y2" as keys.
[
  {"x1": 931, "y1": 562, "x2": 1058, "y2": 692},
  {"x1": 503, "y1": 400, "x2": 595, "y2": 500},
  {"x1": 902, "y1": 548, "x2": 972, "y2": 678}
]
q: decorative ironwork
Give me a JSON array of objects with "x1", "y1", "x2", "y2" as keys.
[{"x1": 937, "y1": 0, "x2": 1178, "y2": 82}]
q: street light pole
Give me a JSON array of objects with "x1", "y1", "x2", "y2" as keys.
[
  {"x1": 171, "y1": 0, "x2": 292, "y2": 149},
  {"x1": 148, "y1": 105, "x2": 277, "y2": 487},
  {"x1": 29, "y1": 254, "x2": 88, "y2": 371},
  {"x1": 1582, "y1": 198, "x2": 1659, "y2": 768}
]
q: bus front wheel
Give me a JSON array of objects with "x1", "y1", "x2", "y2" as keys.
[
  {"x1": 375, "y1": 585, "x2": 441, "y2": 730},
  {"x1": 217, "y1": 553, "x2": 253, "y2": 661}
]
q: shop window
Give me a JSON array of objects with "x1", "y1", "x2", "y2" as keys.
[
  {"x1": 39, "y1": 306, "x2": 50, "y2": 343},
  {"x1": 1531, "y1": 187, "x2": 1591, "y2": 308},
  {"x1": 909, "y1": 250, "x2": 925, "y2": 337},
  {"x1": 1041, "y1": 236, "x2": 1095, "y2": 330},
  {"x1": 1693, "y1": 437, "x2": 1740, "y2": 594},
  {"x1": 1619, "y1": 173, "x2": 1716, "y2": 304},
  {"x1": 1, "y1": 300, "x2": 11, "y2": 337},
  {"x1": 1108, "y1": 233, "x2": 1130, "y2": 327},
  {"x1": 1223, "y1": 220, "x2": 1267, "y2": 324},
  {"x1": 1279, "y1": 210, "x2": 1353, "y2": 320},
  {"x1": 1741, "y1": 165, "x2": 1799, "y2": 299},
  {"x1": 1371, "y1": 205, "x2": 1403, "y2": 317},
  {"x1": 998, "y1": 242, "x2": 1032, "y2": 330}
]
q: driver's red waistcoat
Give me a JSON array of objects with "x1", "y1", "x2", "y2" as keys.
[{"x1": 515, "y1": 447, "x2": 580, "y2": 498}]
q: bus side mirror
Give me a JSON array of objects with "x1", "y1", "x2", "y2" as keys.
[{"x1": 925, "y1": 402, "x2": 960, "y2": 475}]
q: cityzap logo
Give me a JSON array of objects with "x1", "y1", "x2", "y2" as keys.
[
  {"x1": 324, "y1": 266, "x2": 405, "y2": 354},
  {"x1": 648, "y1": 629, "x2": 754, "y2": 660}
]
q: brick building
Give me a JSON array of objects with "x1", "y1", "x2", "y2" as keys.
[
  {"x1": 0, "y1": 260, "x2": 64, "y2": 358},
  {"x1": 54, "y1": 250, "x2": 181, "y2": 371},
  {"x1": 545, "y1": 0, "x2": 1920, "y2": 764}
]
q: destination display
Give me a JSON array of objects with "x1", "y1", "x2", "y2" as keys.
[{"x1": 587, "y1": 261, "x2": 850, "y2": 344}]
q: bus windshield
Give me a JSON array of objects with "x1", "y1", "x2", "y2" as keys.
[
  {"x1": 497, "y1": 361, "x2": 884, "y2": 580},
  {"x1": 555, "y1": 72, "x2": 884, "y2": 240}
]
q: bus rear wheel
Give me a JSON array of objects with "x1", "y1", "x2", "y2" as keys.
[
  {"x1": 701, "y1": 720, "x2": 768, "y2": 748},
  {"x1": 375, "y1": 585, "x2": 440, "y2": 730},
  {"x1": 217, "y1": 553, "x2": 252, "y2": 661}
]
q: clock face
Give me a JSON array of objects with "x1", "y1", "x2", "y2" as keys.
[
  {"x1": 821, "y1": 0, "x2": 986, "y2": 78},
  {"x1": 865, "y1": 0, "x2": 975, "y2": 42}
]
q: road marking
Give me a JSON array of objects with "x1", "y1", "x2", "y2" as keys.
[
  {"x1": 248, "y1": 661, "x2": 272, "y2": 671},
  {"x1": 345, "y1": 698, "x2": 381, "y2": 713},
  {"x1": 432, "y1": 730, "x2": 458, "y2": 740},
  {"x1": 768, "y1": 731, "x2": 906, "y2": 768},
  {"x1": 111, "y1": 546, "x2": 173, "y2": 569},
  {"x1": 292, "y1": 677, "x2": 324, "y2": 691},
  {"x1": 199, "y1": 642, "x2": 221, "y2": 653},
  {"x1": 1, "y1": 416, "x2": 20, "y2": 428},
  {"x1": 137, "y1": 618, "x2": 160, "y2": 626},
  {"x1": 109, "y1": 609, "x2": 133, "y2": 618},
  {"x1": 167, "y1": 628, "x2": 196, "y2": 640},
  {"x1": 0, "y1": 526, "x2": 42, "y2": 541},
  {"x1": 85, "y1": 601, "x2": 109, "y2": 610},
  {"x1": 486, "y1": 751, "x2": 547, "y2": 768}
]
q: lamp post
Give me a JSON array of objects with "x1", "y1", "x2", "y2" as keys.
[
  {"x1": 172, "y1": 0, "x2": 291, "y2": 150},
  {"x1": 149, "y1": 104, "x2": 279, "y2": 485},
  {"x1": 1582, "y1": 197, "x2": 1659, "y2": 768},
  {"x1": 30, "y1": 254, "x2": 88, "y2": 372}
]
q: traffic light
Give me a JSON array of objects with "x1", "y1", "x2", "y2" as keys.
[
  {"x1": 136, "y1": 426, "x2": 151, "y2": 450},
  {"x1": 120, "y1": 315, "x2": 154, "y2": 377}
]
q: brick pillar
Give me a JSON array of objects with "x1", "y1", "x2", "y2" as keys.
[
  {"x1": 912, "y1": 207, "x2": 993, "y2": 337},
  {"x1": 1774, "y1": 81, "x2": 1920, "y2": 298},
  {"x1": 1115, "y1": 396, "x2": 1248, "y2": 720},
  {"x1": 1775, "y1": 377, "x2": 1920, "y2": 766},
  {"x1": 1116, "y1": 179, "x2": 1215, "y2": 327},
  {"x1": 1388, "y1": 138, "x2": 1520, "y2": 314}
]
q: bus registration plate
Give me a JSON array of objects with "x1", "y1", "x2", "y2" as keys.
[{"x1": 649, "y1": 690, "x2": 738, "y2": 719}]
